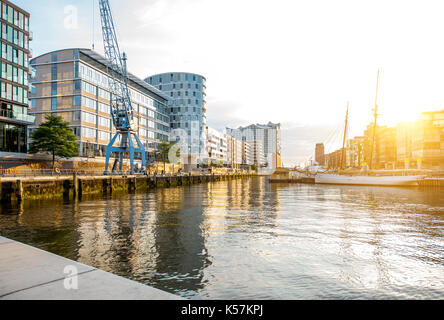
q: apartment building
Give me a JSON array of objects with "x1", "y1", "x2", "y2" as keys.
[
  {"x1": 145, "y1": 72, "x2": 206, "y2": 154},
  {"x1": 315, "y1": 143, "x2": 325, "y2": 166},
  {"x1": 226, "y1": 122, "x2": 281, "y2": 169},
  {"x1": 29, "y1": 49, "x2": 170, "y2": 160},
  {"x1": 242, "y1": 140, "x2": 254, "y2": 166},
  {"x1": 325, "y1": 110, "x2": 444, "y2": 171},
  {"x1": 226, "y1": 134, "x2": 242, "y2": 169},
  {"x1": 412, "y1": 110, "x2": 444, "y2": 170},
  {"x1": 0, "y1": 0, "x2": 33, "y2": 154},
  {"x1": 346, "y1": 136, "x2": 365, "y2": 168},
  {"x1": 205, "y1": 126, "x2": 227, "y2": 165}
]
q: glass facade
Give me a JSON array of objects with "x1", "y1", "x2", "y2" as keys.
[
  {"x1": 29, "y1": 49, "x2": 170, "y2": 158},
  {"x1": 145, "y1": 72, "x2": 207, "y2": 153},
  {"x1": 0, "y1": 121, "x2": 26, "y2": 152},
  {"x1": 0, "y1": 0, "x2": 33, "y2": 153}
]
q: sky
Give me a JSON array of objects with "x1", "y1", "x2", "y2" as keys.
[{"x1": 15, "y1": 0, "x2": 444, "y2": 166}]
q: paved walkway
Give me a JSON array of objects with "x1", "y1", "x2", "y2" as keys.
[{"x1": 0, "y1": 236, "x2": 184, "y2": 300}]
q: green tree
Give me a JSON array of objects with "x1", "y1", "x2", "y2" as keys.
[{"x1": 29, "y1": 115, "x2": 79, "y2": 170}]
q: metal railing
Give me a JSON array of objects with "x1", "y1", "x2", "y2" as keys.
[
  {"x1": 0, "y1": 109, "x2": 35, "y2": 123},
  {"x1": 0, "y1": 168, "x2": 249, "y2": 178},
  {"x1": 0, "y1": 168, "x2": 103, "y2": 177}
]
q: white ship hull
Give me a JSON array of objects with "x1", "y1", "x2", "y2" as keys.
[{"x1": 315, "y1": 174, "x2": 424, "y2": 186}]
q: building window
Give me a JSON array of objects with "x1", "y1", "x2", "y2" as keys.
[
  {"x1": 74, "y1": 79, "x2": 81, "y2": 91},
  {"x1": 1, "y1": 82, "x2": 6, "y2": 98},
  {"x1": 2, "y1": 4, "x2": 7, "y2": 22},
  {"x1": 51, "y1": 97, "x2": 57, "y2": 110},
  {"x1": 6, "y1": 83, "x2": 11, "y2": 100},
  {"x1": 74, "y1": 61, "x2": 79, "y2": 78},
  {"x1": 51, "y1": 82, "x2": 57, "y2": 95},
  {"x1": 73, "y1": 111, "x2": 81, "y2": 121},
  {"x1": 0, "y1": 122, "x2": 27, "y2": 153},
  {"x1": 7, "y1": 25, "x2": 12, "y2": 42},
  {"x1": 51, "y1": 64, "x2": 57, "y2": 81},
  {"x1": 73, "y1": 95, "x2": 81, "y2": 106}
]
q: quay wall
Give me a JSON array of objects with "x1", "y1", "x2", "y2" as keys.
[
  {"x1": 0, "y1": 174, "x2": 254, "y2": 204},
  {"x1": 418, "y1": 178, "x2": 444, "y2": 188}
]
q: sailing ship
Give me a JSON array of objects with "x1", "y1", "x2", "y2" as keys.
[{"x1": 315, "y1": 70, "x2": 425, "y2": 186}]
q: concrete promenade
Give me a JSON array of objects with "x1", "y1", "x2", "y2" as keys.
[{"x1": 0, "y1": 236, "x2": 184, "y2": 300}]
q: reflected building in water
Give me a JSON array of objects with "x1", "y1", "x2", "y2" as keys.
[{"x1": 74, "y1": 188, "x2": 211, "y2": 296}]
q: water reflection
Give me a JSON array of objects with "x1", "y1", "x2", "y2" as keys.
[{"x1": 0, "y1": 178, "x2": 443, "y2": 299}]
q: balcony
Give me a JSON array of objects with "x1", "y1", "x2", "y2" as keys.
[
  {"x1": 29, "y1": 31, "x2": 34, "y2": 41},
  {"x1": 0, "y1": 109, "x2": 35, "y2": 125}
]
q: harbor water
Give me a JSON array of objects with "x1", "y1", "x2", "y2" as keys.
[{"x1": 0, "y1": 177, "x2": 443, "y2": 299}]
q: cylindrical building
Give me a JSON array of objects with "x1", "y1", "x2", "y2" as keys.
[{"x1": 145, "y1": 72, "x2": 207, "y2": 155}]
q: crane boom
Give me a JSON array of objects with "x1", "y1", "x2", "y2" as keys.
[{"x1": 98, "y1": 0, "x2": 146, "y2": 175}]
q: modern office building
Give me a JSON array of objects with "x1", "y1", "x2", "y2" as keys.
[
  {"x1": 205, "y1": 125, "x2": 227, "y2": 165},
  {"x1": 145, "y1": 72, "x2": 207, "y2": 157},
  {"x1": 0, "y1": 0, "x2": 33, "y2": 154},
  {"x1": 29, "y1": 49, "x2": 170, "y2": 160},
  {"x1": 226, "y1": 122, "x2": 282, "y2": 169}
]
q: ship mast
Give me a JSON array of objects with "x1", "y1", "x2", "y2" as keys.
[
  {"x1": 369, "y1": 69, "x2": 379, "y2": 170},
  {"x1": 340, "y1": 101, "x2": 349, "y2": 171}
]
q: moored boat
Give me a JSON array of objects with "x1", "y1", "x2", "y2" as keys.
[
  {"x1": 314, "y1": 70, "x2": 428, "y2": 187},
  {"x1": 315, "y1": 173, "x2": 425, "y2": 186}
]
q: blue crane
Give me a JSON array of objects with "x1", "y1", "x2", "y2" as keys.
[{"x1": 98, "y1": 0, "x2": 146, "y2": 175}]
